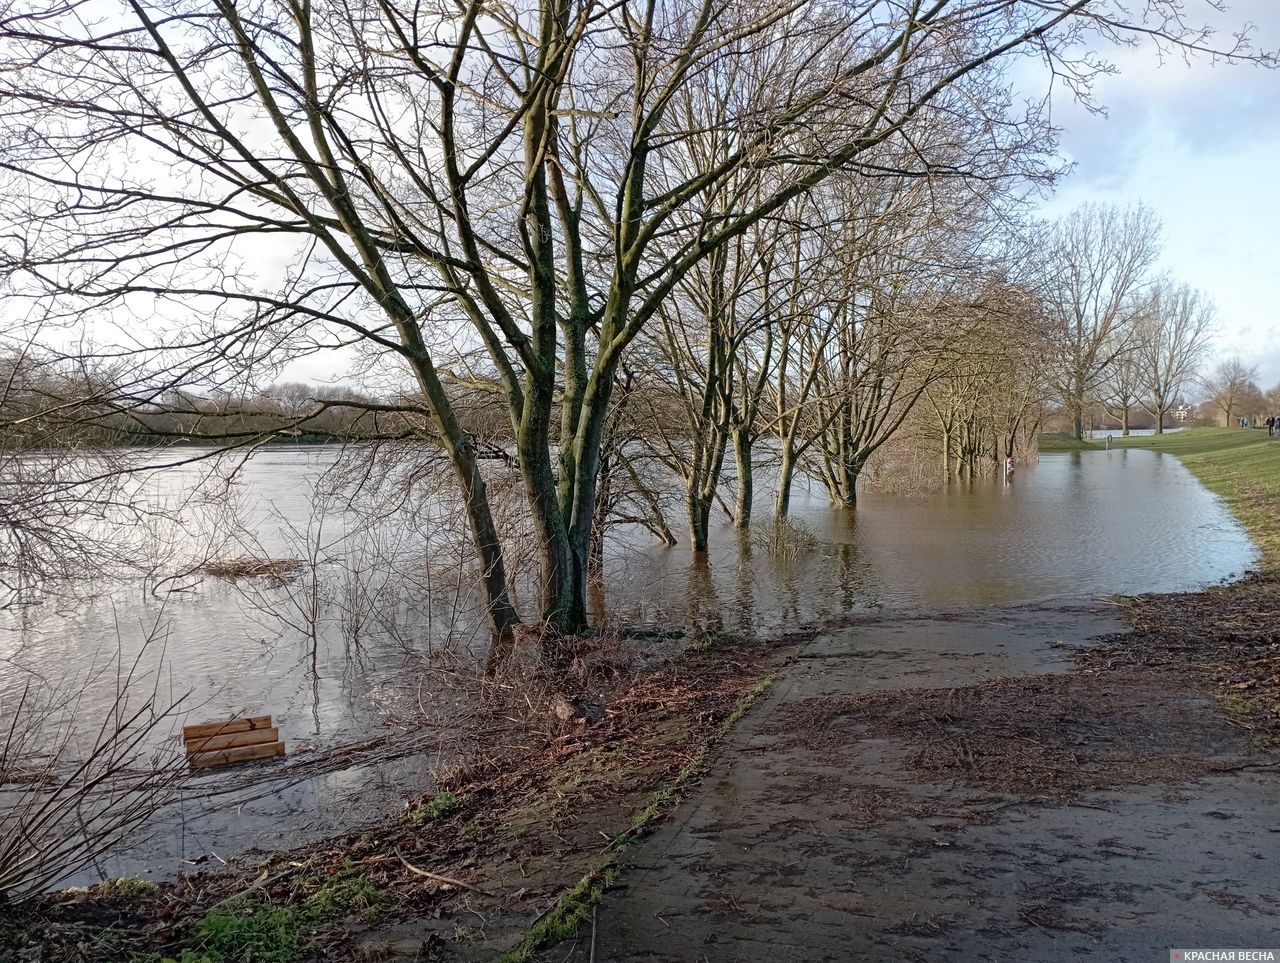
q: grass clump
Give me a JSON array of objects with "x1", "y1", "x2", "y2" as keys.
[
  {"x1": 406, "y1": 791, "x2": 465, "y2": 824},
  {"x1": 306, "y1": 874, "x2": 382, "y2": 921},
  {"x1": 500, "y1": 864, "x2": 622, "y2": 963},
  {"x1": 136, "y1": 903, "x2": 309, "y2": 963},
  {"x1": 144, "y1": 871, "x2": 384, "y2": 963},
  {"x1": 188, "y1": 904, "x2": 306, "y2": 963},
  {"x1": 96, "y1": 877, "x2": 159, "y2": 897}
]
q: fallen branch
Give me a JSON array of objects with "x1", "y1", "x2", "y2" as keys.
[{"x1": 395, "y1": 849, "x2": 486, "y2": 894}]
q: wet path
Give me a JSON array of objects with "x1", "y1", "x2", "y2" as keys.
[{"x1": 539, "y1": 604, "x2": 1280, "y2": 961}]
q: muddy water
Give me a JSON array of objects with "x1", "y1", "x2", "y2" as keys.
[
  {"x1": 598, "y1": 448, "x2": 1256, "y2": 631},
  {"x1": 0, "y1": 445, "x2": 1257, "y2": 884}
]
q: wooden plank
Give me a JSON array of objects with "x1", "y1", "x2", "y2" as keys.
[
  {"x1": 184, "y1": 727, "x2": 279, "y2": 755},
  {"x1": 188, "y1": 740, "x2": 286, "y2": 769},
  {"x1": 182, "y1": 715, "x2": 273, "y2": 740}
]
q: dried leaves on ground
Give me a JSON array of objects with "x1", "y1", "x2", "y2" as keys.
[{"x1": 1084, "y1": 574, "x2": 1280, "y2": 739}]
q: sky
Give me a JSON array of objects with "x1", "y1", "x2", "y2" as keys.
[{"x1": 1037, "y1": 0, "x2": 1280, "y2": 390}]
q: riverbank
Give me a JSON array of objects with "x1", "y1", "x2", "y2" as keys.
[
  {"x1": 10, "y1": 588, "x2": 1278, "y2": 962},
  {"x1": 0, "y1": 641, "x2": 786, "y2": 962}
]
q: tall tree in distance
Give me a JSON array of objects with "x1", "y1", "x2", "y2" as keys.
[
  {"x1": 1037, "y1": 203, "x2": 1162, "y2": 440},
  {"x1": 1135, "y1": 282, "x2": 1216, "y2": 433},
  {"x1": 1206, "y1": 358, "x2": 1262, "y2": 427},
  {"x1": 1100, "y1": 340, "x2": 1142, "y2": 436}
]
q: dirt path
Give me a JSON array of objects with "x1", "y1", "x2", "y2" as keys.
[{"x1": 537, "y1": 603, "x2": 1280, "y2": 962}]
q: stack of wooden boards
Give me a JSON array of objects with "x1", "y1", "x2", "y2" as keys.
[{"x1": 183, "y1": 715, "x2": 286, "y2": 769}]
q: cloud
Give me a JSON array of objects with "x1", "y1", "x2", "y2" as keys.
[
  {"x1": 1022, "y1": 3, "x2": 1279, "y2": 191},
  {"x1": 1027, "y1": 4, "x2": 1280, "y2": 391}
]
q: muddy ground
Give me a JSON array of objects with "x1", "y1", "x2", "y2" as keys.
[
  {"x1": 4, "y1": 581, "x2": 1280, "y2": 962},
  {"x1": 533, "y1": 594, "x2": 1280, "y2": 962}
]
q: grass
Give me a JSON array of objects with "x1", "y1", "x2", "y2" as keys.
[
  {"x1": 1107, "y1": 427, "x2": 1280, "y2": 570},
  {"x1": 405, "y1": 791, "x2": 466, "y2": 824},
  {"x1": 140, "y1": 871, "x2": 384, "y2": 963},
  {"x1": 1038, "y1": 431, "x2": 1102, "y2": 452},
  {"x1": 95, "y1": 877, "x2": 159, "y2": 897}
]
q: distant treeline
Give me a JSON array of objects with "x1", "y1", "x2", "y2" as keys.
[{"x1": 0, "y1": 356, "x2": 516, "y2": 451}]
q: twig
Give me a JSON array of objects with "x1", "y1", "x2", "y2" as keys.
[
  {"x1": 203, "y1": 866, "x2": 300, "y2": 912},
  {"x1": 590, "y1": 904, "x2": 598, "y2": 963},
  {"x1": 395, "y1": 848, "x2": 486, "y2": 893}
]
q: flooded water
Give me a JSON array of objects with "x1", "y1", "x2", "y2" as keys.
[
  {"x1": 0, "y1": 445, "x2": 1257, "y2": 885},
  {"x1": 603, "y1": 447, "x2": 1256, "y2": 630}
]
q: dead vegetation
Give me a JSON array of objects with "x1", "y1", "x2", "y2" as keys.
[
  {"x1": 767, "y1": 668, "x2": 1248, "y2": 798},
  {"x1": 198, "y1": 556, "x2": 305, "y2": 582},
  {"x1": 2, "y1": 641, "x2": 774, "y2": 962},
  {"x1": 1, "y1": 644, "x2": 190, "y2": 906},
  {"x1": 1083, "y1": 574, "x2": 1280, "y2": 741}
]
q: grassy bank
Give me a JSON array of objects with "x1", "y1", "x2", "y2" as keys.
[
  {"x1": 1037, "y1": 431, "x2": 1101, "y2": 452},
  {"x1": 1108, "y1": 427, "x2": 1280, "y2": 570},
  {"x1": 1040, "y1": 426, "x2": 1280, "y2": 749}
]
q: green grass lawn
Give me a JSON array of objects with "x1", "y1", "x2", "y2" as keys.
[
  {"x1": 1037, "y1": 431, "x2": 1102, "y2": 452},
  {"x1": 1108, "y1": 428, "x2": 1280, "y2": 571}
]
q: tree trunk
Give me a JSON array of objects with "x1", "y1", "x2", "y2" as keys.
[
  {"x1": 775, "y1": 438, "x2": 798, "y2": 518},
  {"x1": 837, "y1": 464, "x2": 860, "y2": 508},
  {"x1": 1068, "y1": 372, "x2": 1086, "y2": 440},
  {"x1": 733, "y1": 428, "x2": 753, "y2": 529},
  {"x1": 451, "y1": 442, "x2": 520, "y2": 666},
  {"x1": 688, "y1": 490, "x2": 712, "y2": 555},
  {"x1": 517, "y1": 394, "x2": 577, "y2": 628},
  {"x1": 559, "y1": 355, "x2": 626, "y2": 636}
]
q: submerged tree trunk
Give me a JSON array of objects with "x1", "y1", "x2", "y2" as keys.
[
  {"x1": 733, "y1": 428, "x2": 754, "y2": 529},
  {"x1": 775, "y1": 438, "x2": 799, "y2": 518},
  {"x1": 688, "y1": 492, "x2": 713, "y2": 555}
]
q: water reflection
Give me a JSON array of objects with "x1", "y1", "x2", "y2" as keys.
[
  {"x1": 598, "y1": 448, "x2": 1256, "y2": 631},
  {"x1": 2, "y1": 447, "x2": 1257, "y2": 740}
]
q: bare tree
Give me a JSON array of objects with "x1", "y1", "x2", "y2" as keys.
[
  {"x1": 1100, "y1": 339, "x2": 1142, "y2": 435},
  {"x1": 0, "y1": 0, "x2": 1270, "y2": 653},
  {"x1": 1205, "y1": 358, "x2": 1261, "y2": 427},
  {"x1": 1266, "y1": 382, "x2": 1280, "y2": 414},
  {"x1": 926, "y1": 284, "x2": 1050, "y2": 476},
  {"x1": 1135, "y1": 282, "x2": 1216, "y2": 433},
  {"x1": 1037, "y1": 203, "x2": 1163, "y2": 440}
]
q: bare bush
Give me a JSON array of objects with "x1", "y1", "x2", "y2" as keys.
[
  {"x1": 750, "y1": 517, "x2": 817, "y2": 562},
  {"x1": 0, "y1": 635, "x2": 189, "y2": 903}
]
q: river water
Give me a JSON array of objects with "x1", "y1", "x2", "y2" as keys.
[{"x1": 0, "y1": 445, "x2": 1257, "y2": 884}]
